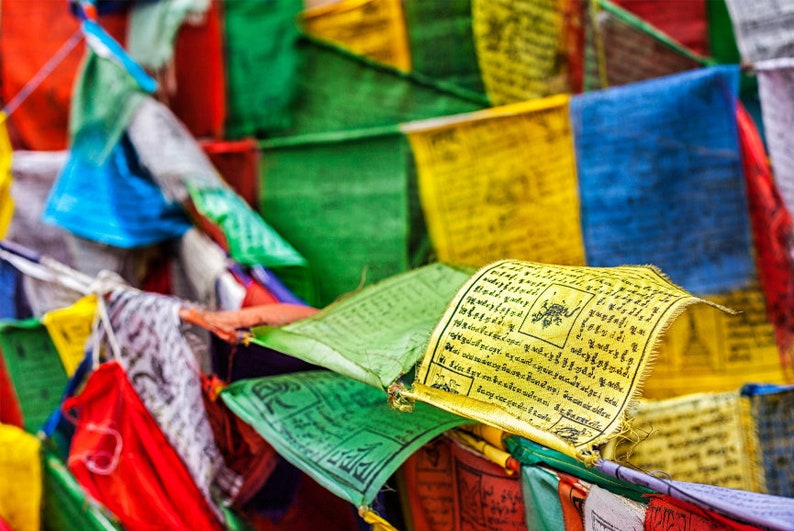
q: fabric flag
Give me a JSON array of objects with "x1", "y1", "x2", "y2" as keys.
[
  {"x1": 127, "y1": 0, "x2": 210, "y2": 71},
  {"x1": 645, "y1": 285, "x2": 787, "y2": 398},
  {"x1": 43, "y1": 135, "x2": 192, "y2": 249},
  {"x1": 402, "y1": 0, "x2": 485, "y2": 93},
  {"x1": 187, "y1": 185, "x2": 306, "y2": 268},
  {"x1": 406, "y1": 259, "x2": 725, "y2": 462},
  {"x1": 0, "y1": 348, "x2": 23, "y2": 427},
  {"x1": 0, "y1": 255, "x2": 23, "y2": 320},
  {"x1": 449, "y1": 438, "x2": 527, "y2": 530},
  {"x1": 505, "y1": 436, "x2": 652, "y2": 503},
  {"x1": 471, "y1": 0, "x2": 570, "y2": 104},
  {"x1": 597, "y1": 461, "x2": 794, "y2": 530},
  {"x1": 64, "y1": 361, "x2": 222, "y2": 530},
  {"x1": 7, "y1": 151, "x2": 75, "y2": 267},
  {"x1": 584, "y1": 0, "x2": 708, "y2": 91},
  {"x1": 42, "y1": 452, "x2": 121, "y2": 531},
  {"x1": 201, "y1": 376, "x2": 281, "y2": 507},
  {"x1": 41, "y1": 295, "x2": 97, "y2": 377},
  {"x1": 399, "y1": 437, "x2": 456, "y2": 531},
  {"x1": 644, "y1": 496, "x2": 762, "y2": 531},
  {"x1": 612, "y1": 0, "x2": 709, "y2": 55},
  {"x1": 260, "y1": 131, "x2": 413, "y2": 306},
  {"x1": 583, "y1": 484, "x2": 646, "y2": 531},
  {"x1": 0, "y1": 318, "x2": 68, "y2": 432},
  {"x1": 126, "y1": 97, "x2": 220, "y2": 202},
  {"x1": 0, "y1": 1, "x2": 126, "y2": 150},
  {"x1": 223, "y1": 0, "x2": 304, "y2": 137},
  {"x1": 557, "y1": 470, "x2": 590, "y2": 531},
  {"x1": 70, "y1": 21, "x2": 156, "y2": 165},
  {"x1": 125, "y1": 97, "x2": 309, "y2": 291},
  {"x1": 616, "y1": 392, "x2": 761, "y2": 492},
  {"x1": 520, "y1": 465, "x2": 567, "y2": 530},
  {"x1": 707, "y1": 0, "x2": 742, "y2": 66},
  {"x1": 266, "y1": 38, "x2": 486, "y2": 139},
  {"x1": 572, "y1": 65, "x2": 752, "y2": 296},
  {"x1": 0, "y1": 114, "x2": 14, "y2": 239},
  {"x1": 0, "y1": 423, "x2": 41, "y2": 531},
  {"x1": 403, "y1": 95, "x2": 585, "y2": 269},
  {"x1": 742, "y1": 384, "x2": 794, "y2": 498},
  {"x1": 105, "y1": 288, "x2": 240, "y2": 519},
  {"x1": 301, "y1": 0, "x2": 411, "y2": 72},
  {"x1": 252, "y1": 263, "x2": 470, "y2": 388},
  {"x1": 221, "y1": 370, "x2": 470, "y2": 508},
  {"x1": 756, "y1": 59, "x2": 794, "y2": 243},
  {"x1": 201, "y1": 138, "x2": 260, "y2": 208},
  {"x1": 723, "y1": 0, "x2": 794, "y2": 63},
  {"x1": 169, "y1": 0, "x2": 227, "y2": 139},
  {"x1": 736, "y1": 103, "x2": 794, "y2": 376}
]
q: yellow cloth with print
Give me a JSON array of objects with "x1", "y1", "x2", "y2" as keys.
[
  {"x1": 472, "y1": 0, "x2": 567, "y2": 104},
  {"x1": 0, "y1": 112, "x2": 15, "y2": 238},
  {"x1": 405, "y1": 95, "x2": 585, "y2": 269},
  {"x1": 0, "y1": 423, "x2": 41, "y2": 531},
  {"x1": 645, "y1": 285, "x2": 787, "y2": 398},
  {"x1": 302, "y1": 0, "x2": 411, "y2": 71},
  {"x1": 408, "y1": 260, "x2": 724, "y2": 461},
  {"x1": 42, "y1": 295, "x2": 97, "y2": 376},
  {"x1": 618, "y1": 392, "x2": 763, "y2": 492}
]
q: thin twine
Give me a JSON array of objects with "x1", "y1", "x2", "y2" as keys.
[{"x1": 1, "y1": 27, "x2": 84, "y2": 120}]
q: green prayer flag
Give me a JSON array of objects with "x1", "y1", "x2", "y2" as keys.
[
  {"x1": 42, "y1": 452, "x2": 122, "y2": 531},
  {"x1": 188, "y1": 185, "x2": 307, "y2": 269},
  {"x1": 70, "y1": 50, "x2": 147, "y2": 164},
  {"x1": 260, "y1": 131, "x2": 414, "y2": 306},
  {"x1": 504, "y1": 436, "x2": 652, "y2": 503},
  {"x1": 224, "y1": 0, "x2": 304, "y2": 138},
  {"x1": 403, "y1": 0, "x2": 486, "y2": 94},
  {"x1": 270, "y1": 37, "x2": 487, "y2": 138},
  {"x1": 221, "y1": 370, "x2": 469, "y2": 506},
  {"x1": 251, "y1": 263, "x2": 470, "y2": 388},
  {"x1": 0, "y1": 319, "x2": 68, "y2": 433}
]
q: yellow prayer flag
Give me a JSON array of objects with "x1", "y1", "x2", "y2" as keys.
[
  {"x1": 0, "y1": 112, "x2": 15, "y2": 239},
  {"x1": 472, "y1": 0, "x2": 568, "y2": 105},
  {"x1": 406, "y1": 260, "x2": 724, "y2": 462},
  {"x1": 645, "y1": 285, "x2": 787, "y2": 399},
  {"x1": 42, "y1": 294, "x2": 98, "y2": 376},
  {"x1": 302, "y1": 0, "x2": 412, "y2": 72},
  {"x1": 0, "y1": 423, "x2": 42, "y2": 531},
  {"x1": 404, "y1": 96, "x2": 585, "y2": 269},
  {"x1": 618, "y1": 392, "x2": 763, "y2": 492}
]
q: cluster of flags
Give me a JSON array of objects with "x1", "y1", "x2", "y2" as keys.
[{"x1": 2, "y1": 0, "x2": 794, "y2": 530}]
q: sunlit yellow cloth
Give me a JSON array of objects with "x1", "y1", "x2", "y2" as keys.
[
  {"x1": 0, "y1": 112, "x2": 15, "y2": 238},
  {"x1": 472, "y1": 0, "x2": 567, "y2": 104},
  {"x1": 0, "y1": 423, "x2": 41, "y2": 531},
  {"x1": 646, "y1": 286, "x2": 787, "y2": 399},
  {"x1": 406, "y1": 260, "x2": 726, "y2": 462},
  {"x1": 618, "y1": 392, "x2": 763, "y2": 492},
  {"x1": 404, "y1": 96, "x2": 585, "y2": 269},
  {"x1": 302, "y1": 0, "x2": 411, "y2": 71},
  {"x1": 42, "y1": 294, "x2": 97, "y2": 376}
]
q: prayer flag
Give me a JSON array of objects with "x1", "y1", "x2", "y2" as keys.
[
  {"x1": 65, "y1": 361, "x2": 223, "y2": 530},
  {"x1": 0, "y1": 423, "x2": 41, "y2": 531},
  {"x1": 302, "y1": 0, "x2": 411, "y2": 71},
  {"x1": 251, "y1": 263, "x2": 470, "y2": 388},
  {"x1": 221, "y1": 370, "x2": 469, "y2": 507},
  {"x1": 408, "y1": 259, "x2": 724, "y2": 462},
  {"x1": 404, "y1": 95, "x2": 585, "y2": 268},
  {"x1": 0, "y1": 318, "x2": 68, "y2": 432},
  {"x1": 572, "y1": 65, "x2": 752, "y2": 296}
]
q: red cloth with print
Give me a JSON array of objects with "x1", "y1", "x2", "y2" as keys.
[
  {"x1": 737, "y1": 104, "x2": 794, "y2": 374},
  {"x1": 64, "y1": 361, "x2": 222, "y2": 530}
]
